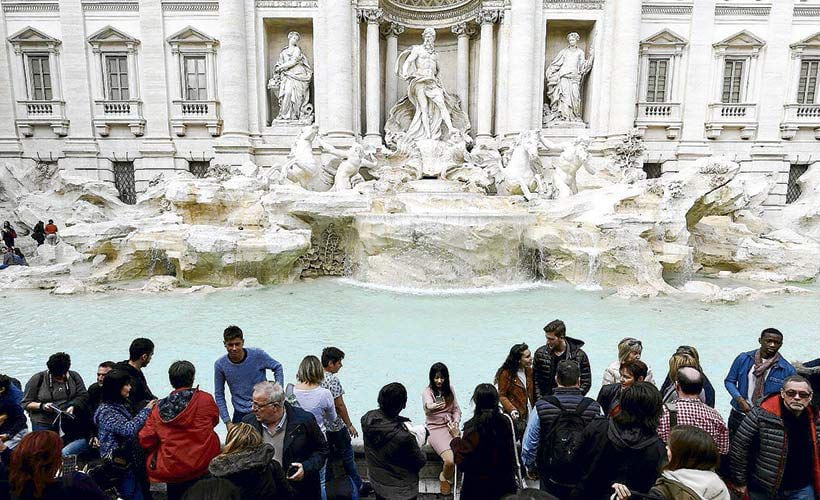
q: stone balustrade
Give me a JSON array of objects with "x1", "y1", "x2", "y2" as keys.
[
  {"x1": 92, "y1": 99, "x2": 146, "y2": 136},
  {"x1": 780, "y1": 103, "x2": 820, "y2": 140},
  {"x1": 705, "y1": 102, "x2": 758, "y2": 140},
  {"x1": 635, "y1": 102, "x2": 683, "y2": 139},
  {"x1": 170, "y1": 99, "x2": 223, "y2": 136}
]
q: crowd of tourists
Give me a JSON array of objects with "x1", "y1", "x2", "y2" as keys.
[
  {"x1": 0, "y1": 322, "x2": 818, "y2": 500},
  {"x1": 0, "y1": 219, "x2": 60, "y2": 270}
]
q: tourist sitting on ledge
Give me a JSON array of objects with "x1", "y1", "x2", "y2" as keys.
[{"x1": 44, "y1": 219, "x2": 59, "y2": 245}]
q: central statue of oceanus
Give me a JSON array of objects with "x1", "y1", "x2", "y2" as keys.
[{"x1": 384, "y1": 28, "x2": 471, "y2": 150}]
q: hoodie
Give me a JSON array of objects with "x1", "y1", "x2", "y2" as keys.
[
  {"x1": 361, "y1": 409, "x2": 426, "y2": 500},
  {"x1": 574, "y1": 418, "x2": 666, "y2": 500},
  {"x1": 137, "y1": 388, "x2": 220, "y2": 483},
  {"x1": 209, "y1": 444, "x2": 293, "y2": 500},
  {"x1": 653, "y1": 469, "x2": 730, "y2": 500}
]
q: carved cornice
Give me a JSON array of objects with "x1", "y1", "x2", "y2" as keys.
[
  {"x1": 543, "y1": 0, "x2": 603, "y2": 10},
  {"x1": 475, "y1": 8, "x2": 502, "y2": 24},
  {"x1": 450, "y1": 22, "x2": 475, "y2": 36},
  {"x1": 358, "y1": 7, "x2": 384, "y2": 24},
  {"x1": 381, "y1": 0, "x2": 480, "y2": 29},
  {"x1": 641, "y1": 4, "x2": 692, "y2": 16},
  {"x1": 794, "y1": 6, "x2": 820, "y2": 17},
  {"x1": 381, "y1": 22, "x2": 405, "y2": 37},
  {"x1": 82, "y1": 1, "x2": 138, "y2": 11},
  {"x1": 162, "y1": 1, "x2": 218, "y2": 11},
  {"x1": 2, "y1": 2, "x2": 58, "y2": 12},
  {"x1": 714, "y1": 6, "x2": 770, "y2": 17},
  {"x1": 255, "y1": 0, "x2": 315, "y2": 7}
]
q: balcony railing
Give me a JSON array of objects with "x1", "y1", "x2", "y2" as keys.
[
  {"x1": 15, "y1": 100, "x2": 69, "y2": 136},
  {"x1": 635, "y1": 102, "x2": 683, "y2": 139},
  {"x1": 781, "y1": 103, "x2": 820, "y2": 140},
  {"x1": 170, "y1": 99, "x2": 222, "y2": 136},
  {"x1": 705, "y1": 103, "x2": 758, "y2": 140},
  {"x1": 93, "y1": 99, "x2": 145, "y2": 136}
]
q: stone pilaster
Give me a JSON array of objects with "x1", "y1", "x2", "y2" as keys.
[
  {"x1": 321, "y1": 0, "x2": 356, "y2": 139},
  {"x1": 494, "y1": 12, "x2": 510, "y2": 139},
  {"x1": 451, "y1": 23, "x2": 474, "y2": 115},
  {"x1": 0, "y1": 6, "x2": 21, "y2": 157},
  {"x1": 475, "y1": 10, "x2": 500, "y2": 144},
  {"x1": 215, "y1": 0, "x2": 252, "y2": 163},
  {"x1": 506, "y1": 0, "x2": 537, "y2": 137},
  {"x1": 359, "y1": 8, "x2": 383, "y2": 145},
  {"x1": 382, "y1": 23, "x2": 404, "y2": 118},
  {"x1": 607, "y1": 0, "x2": 642, "y2": 136},
  {"x1": 58, "y1": 0, "x2": 99, "y2": 174},
  {"x1": 679, "y1": 0, "x2": 716, "y2": 144},
  {"x1": 758, "y1": 1, "x2": 793, "y2": 142}
]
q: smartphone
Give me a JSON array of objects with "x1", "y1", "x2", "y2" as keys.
[
  {"x1": 287, "y1": 464, "x2": 299, "y2": 477},
  {"x1": 61, "y1": 455, "x2": 78, "y2": 477},
  {"x1": 434, "y1": 394, "x2": 444, "y2": 404}
]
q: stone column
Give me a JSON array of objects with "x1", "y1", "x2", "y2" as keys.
[
  {"x1": 321, "y1": 0, "x2": 356, "y2": 139},
  {"x1": 476, "y1": 10, "x2": 500, "y2": 144},
  {"x1": 494, "y1": 12, "x2": 510, "y2": 138},
  {"x1": 607, "y1": 0, "x2": 642, "y2": 136},
  {"x1": 451, "y1": 23, "x2": 474, "y2": 114},
  {"x1": 216, "y1": 0, "x2": 251, "y2": 163},
  {"x1": 758, "y1": 0, "x2": 792, "y2": 142},
  {"x1": 58, "y1": 0, "x2": 99, "y2": 175},
  {"x1": 0, "y1": 6, "x2": 21, "y2": 157},
  {"x1": 505, "y1": 0, "x2": 537, "y2": 137},
  {"x1": 382, "y1": 23, "x2": 403, "y2": 116},
  {"x1": 359, "y1": 8, "x2": 383, "y2": 145}
]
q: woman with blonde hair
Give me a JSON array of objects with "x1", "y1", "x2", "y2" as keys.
[
  {"x1": 208, "y1": 422, "x2": 293, "y2": 499},
  {"x1": 659, "y1": 346, "x2": 716, "y2": 407},
  {"x1": 291, "y1": 355, "x2": 337, "y2": 433},
  {"x1": 602, "y1": 337, "x2": 654, "y2": 385}
]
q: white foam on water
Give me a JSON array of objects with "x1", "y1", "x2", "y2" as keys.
[{"x1": 336, "y1": 277, "x2": 553, "y2": 296}]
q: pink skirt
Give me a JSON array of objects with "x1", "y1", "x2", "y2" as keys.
[{"x1": 427, "y1": 424, "x2": 452, "y2": 455}]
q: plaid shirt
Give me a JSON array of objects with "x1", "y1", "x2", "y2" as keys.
[{"x1": 657, "y1": 397, "x2": 730, "y2": 455}]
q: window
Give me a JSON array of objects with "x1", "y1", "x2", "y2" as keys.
[
  {"x1": 797, "y1": 60, "x2": 819, "y2": 105},
  {"x1": 646, "y1": 58, "x2": 669, "y2": 103},
  {"x1": 189, "y1": 160, "x2": 210, "y2": 178},
  {"x1": 105, "y1": 55, "x2": 129, "y2": 101},
  {"x1": 786, "y1": 164, "x2": 809, "y2": 204},
  {"x1": 113, "y1": 161, "x2": 136, "y2": 204},
  {"x1": 184, "y1": 56, "x2": 207, "y2": 101},
  {"x1": 27, "y1": 55, "x2": 53, "y2": 101},
  {"x1": 642, "y1": 162, "x2": 662, "y2": 180},
  {"x1": 722, "y1": 59, "x2": 745, "y2": 103}
]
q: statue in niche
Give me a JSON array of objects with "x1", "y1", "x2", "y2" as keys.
[
  {"x1": 384, "y1": 28, "x2": 470, "y2": 149},
  {"x1": 545, "y1": 32, "x2": 594, "y2": 125},
  {"x1": 268, "y1": 31, "x2": 313, "y2": 122}
]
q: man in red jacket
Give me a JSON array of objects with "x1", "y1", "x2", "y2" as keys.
[{"x1": 139, "y1": 360, "x2": 220, "y2": 500}]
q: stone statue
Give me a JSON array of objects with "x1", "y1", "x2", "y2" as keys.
[
  {"x1": 275, "y1": 124, "x2": 332, "y2": 190},
  {"x1": 491, "y1": 130, "x2": 551, "y2": 200},
  {"x1": 544, "y1": 136, "x2": 594, "y2": 198},
  {"x1": 319, "y1": 141, "x2": 377, "y2": 191},
  {"x1": 384, "y1": 28, "x2": 470, "y2": 149},
  {"x1": 545, "y1": 32, "x2": 594, "y2": 125},
  {"x1": 268, "y1": 31, "x2": 313, "y2": 122}
]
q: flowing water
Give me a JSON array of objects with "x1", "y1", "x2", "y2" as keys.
[{"x1": 1, "y1": 279, "x2": 818, "y2": 428}]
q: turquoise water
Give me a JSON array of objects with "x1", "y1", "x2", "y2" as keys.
[{"x1": 1, "y1": 279, "x2": 818, "y2": 428}]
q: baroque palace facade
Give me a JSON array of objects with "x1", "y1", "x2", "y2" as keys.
[{"x1": 1, "y1": 0, "x2": 820, "y2": 209}]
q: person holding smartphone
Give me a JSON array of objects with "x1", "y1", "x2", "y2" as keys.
[{"x1": 423, "y1": 362, "x2": 461, "y2": 496}]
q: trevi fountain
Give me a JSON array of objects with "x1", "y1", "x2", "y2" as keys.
[{"x1": 1, "y1": 0, "x2": 819, "y2": 421}]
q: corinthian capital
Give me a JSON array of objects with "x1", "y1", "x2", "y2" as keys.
[
  {"x1": 381, "y1": 22, "x2": 405, "y2": 38},
  {"x1": 451, "y1": 23, "x2": 476, "y2": 37},
  {"x1": 357, "y1": 8, "x2": 383, "y2": 24},
  {"x1": 476, "y1": 9, "x2": 502, "y2": 24}
]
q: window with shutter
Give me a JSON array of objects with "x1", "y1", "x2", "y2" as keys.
[
  {"x1": 722, "y1": 59, "x2": 745, "y2": 104},
  {"x1": 184, "y1": 56, "x2": 207, "y2": 101},
  {"x1": 28, "y1": 55, "x2": 53, "y2": 101},
  {"x1": 646, "y1": 58, "x2": 669, "y2": 103},
  {"x1": 797, "y1": 60, "x2": 819, "y2": 105},
  {"x1": 105, "y1": 55, "x2": 130, "y2": 101}
]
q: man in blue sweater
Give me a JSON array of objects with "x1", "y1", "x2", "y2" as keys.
[
  {"x1": 214, "y1": 325, "x2": 284, "y2": 429},
  {"x1": 724, "y1": 327, "x2": 796, "y2": 437}
]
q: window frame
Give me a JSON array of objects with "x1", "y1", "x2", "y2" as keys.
[
  {"x1": 25, "y1": 53, "x2": 53, "y2": 101},
  {"x1": 646, "y1": 57, "x2": 670, "y2": 103},
  {"x1": 183, "y1": 55, "x2": 208, "y2": 101},
  {"x1": 104, "y1": 53, "x2": 130, "y2": 101},
  {"x1": 721, "y1": 58, "x2": 747, "y2": 104},
  {"x1": 797, "y1": 59, "x2": 820, "y2": 105}
]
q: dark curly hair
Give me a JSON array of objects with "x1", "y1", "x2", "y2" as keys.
[{"x1": 46, "y1": 352, "x2": 71, "y2": 377}]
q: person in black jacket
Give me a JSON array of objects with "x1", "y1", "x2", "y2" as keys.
[
  {"x1": 793, "y1": 358, "x2": 820, "y2": 410},
  {"x1": 114, "y1": 339, "x2": 156, "y2": 413},
  {"x1": 533, "y1": 320, "x2": 592, "y2": 397},
  {"x1": 241, "y1": 381, "x2": 328, "y2": 500},
  {"x1": 208, "y1": 422, "x2": 293, "y2": 499},
  {"x1": 361, "y1": 382, "x2": 426, "y2": 500},
  {"x1": 596, "y1": 360, "x2": 648, "y2": 416},
  {"x1": 573, "y1": 382, "x2": 666, "y2": 500},
  {"x1": 450, "y1": 384, "x2": 517, "y2": 500}
]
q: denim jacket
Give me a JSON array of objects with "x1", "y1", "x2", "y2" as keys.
[{"x1": 724, "y1": 350, "x2": 795, "y2": 412}]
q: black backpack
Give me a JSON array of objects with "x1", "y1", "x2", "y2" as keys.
[{"x1": 542, "y1": 396, "x2": 593, "y2": 483}]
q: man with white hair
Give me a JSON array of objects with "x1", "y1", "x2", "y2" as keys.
[{"x1": 242, "y1": 381, "x2": 328, "y2": 500}]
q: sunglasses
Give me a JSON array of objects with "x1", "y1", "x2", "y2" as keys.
[{"x1": 783, "y1": 389, "x2": 813, "y2": 400}]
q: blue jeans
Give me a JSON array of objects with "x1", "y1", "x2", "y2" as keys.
[
  {"x1": 320, "y1": 466, "x2": 358, "y2": 500},
  {"x1": 120, "y1": 470, "x2": 144, "y2": 500},
  {"x1": 750, "y1": 485, "x2": 815, "y2": 500},
  {"x1": 61, "y1": 438, "x2": 88, "y2": 457},
  {"x1": 31, "y1": 421, "x2": 54, "y2": 432},
  {"x1": 327, "y1": 428, "x2": 363, "y2": 490}
]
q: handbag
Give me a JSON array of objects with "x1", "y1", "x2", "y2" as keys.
[{"x1": 86, "y1": 446, "x2": 130, "y2": 493}]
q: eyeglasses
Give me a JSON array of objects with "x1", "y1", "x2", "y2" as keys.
[
  {"x1": 251, "y1": 401, "x2": 282, "y2": 410},
  {"x1": 783, "y1": 389, "x2": 813, "y2": 400}
]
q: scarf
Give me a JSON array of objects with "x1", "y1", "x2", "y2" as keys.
[{"x1": 752, "y1": 351, "x2": 781, "y2": 404}]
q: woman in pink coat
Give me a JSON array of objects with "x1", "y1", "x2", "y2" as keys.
[{"x1": 423, "y1": 362, "x2": 461, "y2": 495}]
